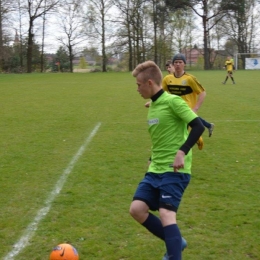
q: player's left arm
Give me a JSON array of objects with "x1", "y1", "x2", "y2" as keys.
[
  {"x1": 173, "y1": 117, "x2": 205, "y2": 171},
  {"x1": 189, "y1": 76, "x2": 206, "y2": 113},
  {"x1": 180, "y1": 117, "x2": 205, "y2": 154},
  {"x1": 169, "y1": 96, "x2": 205, "y2": 171},
  {"x1": 193, "y1": 91, "x2": 206, "y2": 113}
]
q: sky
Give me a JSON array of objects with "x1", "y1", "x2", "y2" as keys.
[
  {"x1": 11, "y1": 8, "x2": 85, "y2": 54},
  {"x1": 9, "y1": 2, "x2": 260, "y2": 56}
]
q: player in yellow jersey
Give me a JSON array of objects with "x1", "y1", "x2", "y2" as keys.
[
  {"x1": 222, "y1": 56, "x2": 236, "y2": 84},
  {"x1": 161, "y1": 54, "x2": 214, "y2": 150}
]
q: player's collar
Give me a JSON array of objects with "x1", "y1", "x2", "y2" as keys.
[
  {"x1": 174, "y1": 71, "x2": 185, "y2": 78},
  {"x1": 151, "y1": 89, "x2": 164, "y2": 102}
]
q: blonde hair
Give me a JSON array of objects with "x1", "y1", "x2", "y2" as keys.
[{"x1": 132, "y1": 61, "x2": 162, "y2": 86}]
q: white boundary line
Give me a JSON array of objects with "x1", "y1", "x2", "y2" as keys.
[{"x1": 3, "y1": 122, "x2": 102, "y2": 260}]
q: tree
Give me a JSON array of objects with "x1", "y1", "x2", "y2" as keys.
[
  {"x1": 169, "y1": 9, "x2": 196, "y2": 55},
  {"x1": 165, "y1": 0, "x2": 231, "y2": 70},
  {"x1": 2, "y1": 35, "x2": 41, "y2": 72},
  {"x1": 79, "y1": 56, "x2": 87, "y2": 68},
  {"x1": 0, "y1": 0, "x2": 15, "y2": 71},
  {"x1": 149, "y1": 0, "x2": 177, "y2": 67},
  {"x1": 112, "y1": 0, "x2": 153, "y2": 71},
  {"x1": 23, "y1": 0, "x2": 59, "y2": 73},
  {"x1": 52, "y1": 46, "x2": 70, "y2": 71},
  {"x1": 111, "y1": 0, "x2": 135, "y2": 71},
  {"x1": 17, "y1": 0, "x2": 25, "y2": 71},
  {"x1": 57, "y1": 0, "x2": 85, "y2": 72},
  {"x1": 81, "y1": 46, "x2": 100, "y2": 66},
  {"x1": 84, "y1": 0, "x2": 114, "y2": 72},
  {"x1": 220, "y1": 0, "x2": 260, "y2": 68},
  {"x1": 40, "y1": 0, "x2": 47, "y2": 72}
]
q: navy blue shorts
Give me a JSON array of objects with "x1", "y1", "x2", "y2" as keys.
[{"x1": 133, "y1": 172, "x2": 191, "y2": 212}]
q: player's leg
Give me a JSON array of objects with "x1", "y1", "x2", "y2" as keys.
[
  {"x1": 130, "y1": 199, "x2": 187, "y2": 251},
  {"x1": 130, "y1": 199, "x2": 166, "y2": 238},
  {"x1": 160, "y1": 209, "x2": 182, "y2": 260},
  {"x1": 159, "y1": 173, "x2": 190, "y2": 260},
  {"x1": 222, "y1": 72, "x2": 229, "y2": 84},
  {"x1": 196, "y1": 136, "x2": 204, "y2": 150},
  {"x1": 229, "y1": 72, "x2": 235, "y2": 84},
  {"x1": 163, "y1": 238, "x2": 187, "y2": 260},
  {"x1": 199, "y1": 117, "x2": 214, "y2": 137},
  {"x1": 130, "y1": 177, "x2": 165, "y2": 239}
]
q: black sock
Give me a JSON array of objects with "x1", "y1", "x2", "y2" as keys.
[
  {"x1": 164, "y1": 224, "x2": 182, "y2": 260},
  {"x1": 142, "y1": 213, "x2": 164, "y2": 240}
]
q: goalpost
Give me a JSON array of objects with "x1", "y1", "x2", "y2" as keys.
[{"x1": 235, "y1": 53, "x2": 260, "y2": 70}]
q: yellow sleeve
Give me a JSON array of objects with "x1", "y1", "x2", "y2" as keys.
[
  {"x1": 188, "y1": 75, "x2": 205, "y2": 94},
  {"x1": 162, "y1": 76, "x2": 169, "y2": 92}
]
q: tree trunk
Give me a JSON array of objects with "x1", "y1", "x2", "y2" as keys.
[
  {"x1": 202, "y1": 0, "x2": 210, "y2": 70},
  {"x1": 41, "y1": 0, "x2": 47, "y2": 73},
  {"x1": 101, "y1": 11, "x2": 107, "y2": 72},
  {"x1": 152, "y1": 0, "x2": 158, "y2": 64},
  {"x1": 27, "y1": 20, "x2": 34, "y2": 73},
  {"x1": 69, "y1": 45, "x2": 73, "y2": 72}
]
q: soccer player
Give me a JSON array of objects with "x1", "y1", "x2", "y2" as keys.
[
  {"x1": 162, "y1": 54, "x2": 214, "y2": 146},
  {"x1": 165, "y1": 60, "x2": 175, "y2": 74},
  {"x1": 222, "y1": 56, "x2": 236, "y2": 84},
  {"x1": 130, "y1": 60, "x2": 205, "y2": 260}
]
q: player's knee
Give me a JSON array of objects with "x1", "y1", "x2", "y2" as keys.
[
  {"x1": 129, "y1": 202, "x2": 139, "y2": 218},
  {"x1": 129, "y1": 200, "x2": 147, "y2": 221}
]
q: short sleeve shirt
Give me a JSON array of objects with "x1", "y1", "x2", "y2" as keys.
[
  {"x1": 147, "y1": 91, "x2": 197, "y2": 174},
  {"x1": 162, "y1": 73, "x2": 205, "y2": 109},
  {"x1": 225, "y1": 60, "x2": 233, "y2": 71}
]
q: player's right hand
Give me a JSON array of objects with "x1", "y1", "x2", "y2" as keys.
[{"x1": 145, "y1": 101, "x2": 151, "y2": 108}]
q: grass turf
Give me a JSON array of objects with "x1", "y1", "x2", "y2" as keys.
[{"x1": 0, "y1": 70, "x2": 259, "y2": 259}]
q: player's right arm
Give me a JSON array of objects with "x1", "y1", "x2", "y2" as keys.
[{"x1": 145, "y1": 101, "x2": 151, "y2": 108}]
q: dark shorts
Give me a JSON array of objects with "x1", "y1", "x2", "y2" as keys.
[
  {"x1": 133, "y1": 172, "x2": 191, "y2": 212},
  {"x1": 227, "y1": 70, "x2": 233, "y2": 75}
]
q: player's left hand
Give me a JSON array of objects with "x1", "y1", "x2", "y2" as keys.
[{"x1": 170, "y1": 150, "x2": 185, "y2": 172}]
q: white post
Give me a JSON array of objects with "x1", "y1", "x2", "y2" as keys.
[{"x1": 235, "y1": 53, "x2": 238, "y2": 70}]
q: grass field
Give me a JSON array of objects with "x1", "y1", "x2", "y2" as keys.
[{"x1": 0, "y1": 70, "x2": 259, "y2": 260}]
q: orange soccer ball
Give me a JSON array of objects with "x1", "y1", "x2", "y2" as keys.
[{"x1": 50, "y1": 243, "x2": 79, "y2": 260}]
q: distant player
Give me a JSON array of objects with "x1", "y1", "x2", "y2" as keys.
[
  {"x1": 162, "y1": 54, "x2": 215, "y2": 150},
  {"x1": 222, "y1": 56, "x2": 236, "y2": 84},
  {"x1": 165, "y1": 60, "x2": 175, "y2": 74}
]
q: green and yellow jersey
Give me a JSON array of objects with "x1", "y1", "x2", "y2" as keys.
[
  {"x1": 147, "y1": 91, "x2": 197, "y2": 174},
  {"x1": 162, "y1": 73, "x2": 205, "y2": 109}
]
